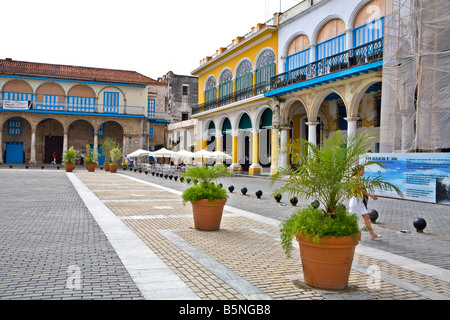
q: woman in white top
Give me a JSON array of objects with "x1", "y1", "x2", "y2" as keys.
[{"x1": 349, "y1": 166, "x2": 382, "y2": 239}]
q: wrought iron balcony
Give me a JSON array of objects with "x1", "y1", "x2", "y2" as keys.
[
  {"x1": 192, "y1": 81, "x2": 271, "y2": 115},
  {"x1": 0, "y1": 99, "x2": 147, "y2": 117},
  {"x1": 270, "y1": 38, "x2": 383, "y2": 91}
]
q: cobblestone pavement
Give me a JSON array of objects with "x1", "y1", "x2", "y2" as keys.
[{"x1": 0, "y1": 166, "x2": 449, "y2": 302}]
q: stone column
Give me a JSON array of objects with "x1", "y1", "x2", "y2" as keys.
[
  {"x1": 306, "y1": 121, "x2": 319, "y2": 145},
  {"x1": 270, "y1": 127, "x2": 279, "y2": 176},
  {"x1": 249, "y1": 129, "x2": 262, "y2": 175},
  {"x1": 279, "y1": 127, "x2": 290, "y2": 169},
  {"x1": 345, "y1": 117, "x2": 358, "y2": 139},
  {"x1": 63, "y1": 130, "x2": 68, "y2": 153},
  {"x1": 230, "y1": 130, "x2": 241, "y2": 171},
  {"x1": 215, "y1": 130, "x2": 223, "y2": 164},
  {"x1": 93, "y1": 130, "x2": 99, "y2": 156},
  {"x1": 30, "y1": 127, "x2": 37, "y2": 165}
]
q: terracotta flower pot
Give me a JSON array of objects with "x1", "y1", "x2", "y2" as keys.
[
  {"x1": 296, "y1": 232, "x2": 360, "y2": 290},
  {"x1": 191, "y1": 198, "x2": 227, "y2": 231},
  {"x1": 65, "y1": 163, "x2": 74, "y2": 172},
  {"x1": 87, "y1": 164, "x2": 96, "y2": 172},
  {"x1": 109, "y1": 164, "x2": 118, "y2": 173},
  {"x1": 104, "y1": 163, "x2": 110, "y2": 171}
]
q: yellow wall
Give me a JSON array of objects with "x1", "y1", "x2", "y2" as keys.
[{"x1": 193, "y1": 29, "x2": 278, "y2": 104}]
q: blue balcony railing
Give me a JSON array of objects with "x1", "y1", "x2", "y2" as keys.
[
  {"x1": 0, "y1": 98, "x2": 146, "y2": 116},
  {"x1": 270, "y1": 38, "x2": 383, "y2": 91}
]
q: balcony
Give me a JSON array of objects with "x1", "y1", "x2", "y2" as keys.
[
  {"x1": 0, "y1": 99, "x2": 147, "y2": 117},
  {"x1": 192, "y1": 81, "x2": 271, "y2": 115},
  {"x1": 269, "y1": 38, "x2": 383, "y2": 92}
]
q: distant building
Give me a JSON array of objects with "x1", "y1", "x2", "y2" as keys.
[
  {"x1": 159, "y1": 71, "x2": 198, "y2": 152},
  {"x1": 0, "y1": 59, "x2": 166, "y2": 164}
]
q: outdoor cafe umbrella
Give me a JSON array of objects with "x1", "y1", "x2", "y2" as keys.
[
  {"x1": 127, "y1": 149, "x2": 153, "y2": 166},
  {"x1": 152, "y1": 148, "x2": 177, "y2": 172},
  {"x1": 174, "y1": 149, "x2": 195, "y2": 164},
  {"x1": 127, "y1": 149, "x2": 153, "y2": 158},
  {"x1": 211, "y1": 150, "x2": 232, "y2": 161},
  {"x1": 193, "y1": 149, "x2": 215, "y2": 164}
]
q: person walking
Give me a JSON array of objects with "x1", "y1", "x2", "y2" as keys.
[
  {"x1": 80, "y1": 151, "x2": 84, "y2": 165},
  {"x1": 52, "y1": 152, "x2": 57, "y2": 164},
  {"x1": 349, "y1": 165, "x2": 382, "y2": 240}
]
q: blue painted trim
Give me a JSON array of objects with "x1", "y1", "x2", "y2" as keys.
[
  {"x1": 0, "y1": 74, "x2": 147, "y2": 88},
  {"x1": 265, "y1": 60, "x2": 383, "y2": 97},
  {"x1": 148, "y1": 119, "x2": 171, "y2": 124},
  {"x1": 0, "y1": 108, "x2": 146, "y2": 118}
]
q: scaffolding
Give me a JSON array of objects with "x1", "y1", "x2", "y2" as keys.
[{"x1": 380, "y1": 0, "x2": 450, "y2": 152}]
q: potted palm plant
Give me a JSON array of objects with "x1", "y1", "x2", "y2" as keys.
[
  {"x1": 181, "y1": 165, "x2": 230, "y2": 230},
  {"x1": 102, "y1": 137, "x2": 117, "y2": 171},
  {"x1": 109, "y1": 146, "x2": 122, "y2": 173},
  {"x1": 62, "y1": 146, "x2": 78, "y2": 172},
  {"x1": 84, "y1": 144, "x2": 98, "y2": 172},
  {"x1": 273, "y1": 131, "x2": 402, "y2": 290}
]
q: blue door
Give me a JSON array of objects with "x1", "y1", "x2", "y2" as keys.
[
  {"x1": 89, "y1": 144, "x2": 105, "y2": 165},
  {"x1": 6, "y1": 142, "x2": 24, "y2": 163}
]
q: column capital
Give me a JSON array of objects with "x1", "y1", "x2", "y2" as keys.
[
  {"x1": 305, "y1": 121, "x2": 319, "y2": 126},
  {"x1": 344, "y1": 117, "x2": 359, "y2": 122}
]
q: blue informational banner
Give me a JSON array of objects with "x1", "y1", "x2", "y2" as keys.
[{"x1": 362, "y1": 153, "x2": 450, "y2": 205}]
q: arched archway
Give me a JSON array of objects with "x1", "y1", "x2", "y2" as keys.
[
  {"x1": 237, "y1": 112, "x2": 252, "y2": 170},
  {"x1": 1, "y1": 116, "x2": 32, "y2": 164},
  {"x1": 257, "y1": 107, "x2": 273, "y2": 167},
  {"x1": 67, "y1": 119, "x2": 95, "y2": 162},
  {"x1": 98, "y1": 120, "x2": 124, "y2": 164},
  {"x1": 220, "y1": 117, "x2": 232, "y2": 156},
  {"x1": 36, "y1": 118, "x2": 64, "y2": 163},
  {"x1": 206, "y1": 120, "x2": 216, "y2": 151}
]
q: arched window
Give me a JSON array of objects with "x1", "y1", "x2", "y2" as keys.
[
  {"x1": 219, "y1": 69, "x2": 233, "y2": 106},
  {"x1": 316, "y1": 19, "x2": 346, "y2": 60},
  {"x1": 353, "y1": 0, "x2": 385, "y2": 47},
  {"x1": 204, "y1": 76, "x2": 217, "y2": 108},
  {"x1": 286, "y1": 35, "x2": 310, "y2": 71},
  {"x1": 236, "y1": 60, "x2": 253, "y2": 101},
  {"x1": 256, "y1": 50, "x2": 276, "y2": 94}
]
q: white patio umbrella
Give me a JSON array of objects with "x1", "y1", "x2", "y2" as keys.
[
  {"x1": 174, "y1": 149, "x2": 195, "y2": 164},
  {"x1": 193, "y1": 149, "x2": 215, "y2": 164},
  {"x1": 152, "y1": 148, "x2": 177, "y2": 172},
  {"x1": 211, "y1": 150, "x2": 232, "y2": 160},
  {"x1": 127, "y1": 149, "x2": 153, "y2": 158},
  {"x1": 127, "y1": 149, "x2": 153, "y2": 166}
]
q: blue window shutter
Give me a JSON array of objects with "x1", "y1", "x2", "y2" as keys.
[
  {"x1": 148, "y1": 99, "x2": 155, "y2": 119},
  {"x1": 149, "y1": 126, "x2": 154, "y2": 138},
  {"x1": 8, "y1": 120, "x2": 22, "y2": 136}
]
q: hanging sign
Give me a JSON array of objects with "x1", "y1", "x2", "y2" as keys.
[{"x1": 2, "y1": 100, "x2": 31, "y2": 110}]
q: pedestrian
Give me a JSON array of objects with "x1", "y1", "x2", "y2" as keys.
[
  {"x1": 52, "y1": 152, "x2": 57, "y2": 164},
  {"x1": 348, "y1": 165, "x2": 382, "y2": 240},
  {"x1": 80, "y1": 151, "x2": 84, "y2": 165}
]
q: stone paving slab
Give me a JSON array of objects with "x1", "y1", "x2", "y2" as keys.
[
  {"x1": 1, "y1": 168, "x2": 449, "y2": 302},
  {"x1": 74, "y1": 171, "x2": 450, "y2": 300}
]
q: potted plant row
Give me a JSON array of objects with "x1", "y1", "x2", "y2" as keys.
[
  {"x1": 273, "y1": 131, "x2": 402, "y2": 290},
  {"x1": 181, "y1": 164, "x2": 230, "y2": 231},
  {"x1": 84, "y1": 144, "x2": 98, "y2": 172},
  {"x1": 109, "y1": 146, "x2": 122, "y2": 173},
  {"x1": 62, "y1": 146, "x2": 78, "y2": 172}
]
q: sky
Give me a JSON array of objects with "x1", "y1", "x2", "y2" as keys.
[{"x1": 1, "y1": 0, "x2": 302, "y2": 80}]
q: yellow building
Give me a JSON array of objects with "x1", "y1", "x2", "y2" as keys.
[{"x1": 191, "y1": 15, "x2": 280, "y2": 175}]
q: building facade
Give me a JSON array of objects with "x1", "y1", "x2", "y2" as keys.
[
  {"x1": 191, "y1": 16, "x2": 279, "y2": 175},
  {"x1": 159, "y1": 71, "x2": 198, "y2": 152},
  {"x1": 0, "y1": 59, "x2": 166, "y2": 165},
  {"x1": 191, "y1": 0, "x2": 449, "y2": 176}
]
